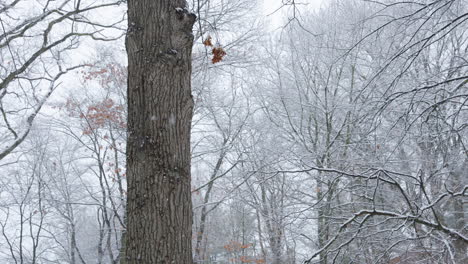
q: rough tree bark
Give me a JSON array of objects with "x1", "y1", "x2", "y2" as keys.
[{"x1": 124, "y1": 0, "x2": 196, "y2": 263}]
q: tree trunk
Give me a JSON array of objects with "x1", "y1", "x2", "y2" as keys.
[
  {"x1": 194, "y1": 151, "x2": 225, "y2": 262},
  {"x1": 124, "y1": 0, "x2": 196, "y2": 263}
]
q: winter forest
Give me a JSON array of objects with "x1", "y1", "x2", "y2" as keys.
[{"x1": 0, "y1": 0, "x2": 467, "y2": 263}]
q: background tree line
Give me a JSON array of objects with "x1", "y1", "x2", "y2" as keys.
[{"x1": 0, "y1": 0, "x2": 466, "y2": 263}]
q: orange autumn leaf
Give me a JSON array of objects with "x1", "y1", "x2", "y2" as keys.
[
  {"x1": 203, "y1": 36, "x2": 213, "y2": 47},
  {"x1": 212, "y1": 46, "x2": 226, "y2": 64}
]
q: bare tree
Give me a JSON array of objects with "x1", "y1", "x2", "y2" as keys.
[{"x1": 0, "y1": 0, "x2": 124, "y2": 161}]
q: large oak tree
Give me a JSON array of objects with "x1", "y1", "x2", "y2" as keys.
[{"x1": 124, "y1": 0, "x2": 196, "y2": 263}]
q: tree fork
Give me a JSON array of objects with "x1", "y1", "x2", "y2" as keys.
[{"x1": 124, "y1": 0, "x2": 196, "y2": 263}]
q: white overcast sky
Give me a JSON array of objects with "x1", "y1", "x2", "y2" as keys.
[{"x1": 262, "y1": 0, "x2": 325, "y2": 29}]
